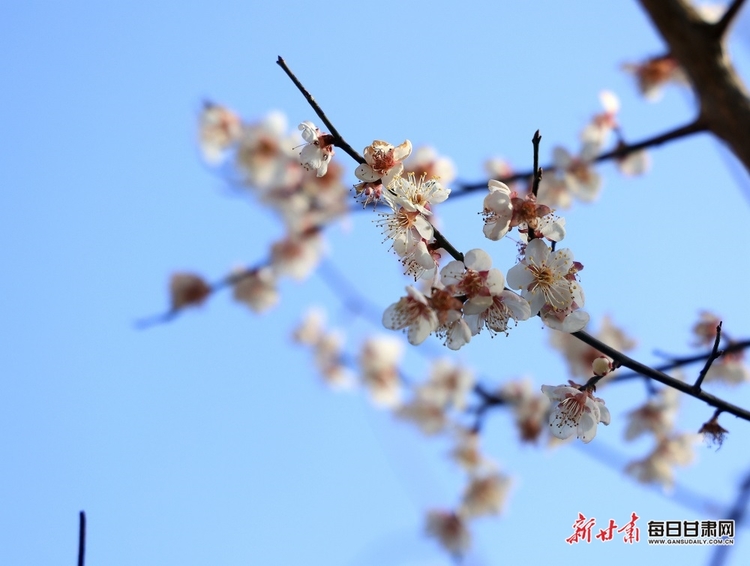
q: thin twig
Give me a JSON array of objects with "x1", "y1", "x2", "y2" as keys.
[
  {"x1": 573, "y1": 329, "x2": 750, "y2": 422},
  {"x1": 431, "y1": 227, "x2": 464, "y2": 263},
  {"x1": 694, "y1": 322, "x2": 724, "y2": 391},
  {"x1": 276, "y1": 56, "x2": 365, "y2": 165},
  {"x1": 713, "y1": 0, "x2": 748, "y2": 39},
  {"x1": 611, "y1": 339, "x2": 750, "y2": 383},
  {"x1": 78, "y1": 511, "x2": 86, "y2": 566},
  {"x1": 453, "y1": 119, "x2": 707, "y2": 196},
  {"x1": 531, "y1": 130, "x2": 542, "y2": 198}
]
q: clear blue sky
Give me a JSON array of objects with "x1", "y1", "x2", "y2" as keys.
[{"x1": 3, "y1": 1, "x2": 750, "y2": 565}]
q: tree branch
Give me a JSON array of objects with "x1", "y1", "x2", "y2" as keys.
[
  {"x1": 276, "y1": 56, "x2": 365, "y2": 165},
  {"x1": 637, "y1": 0, "x2": 750, "y2": 175},
  {"x1": 573, "y1": 329, "x2": 750, "y2": 422}
]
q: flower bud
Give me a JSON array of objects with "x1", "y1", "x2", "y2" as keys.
[{"x1": 592, "y1": 356, "x2": 613, "y2": 377}]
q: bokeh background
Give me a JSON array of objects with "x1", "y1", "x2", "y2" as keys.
[{"x1": 3, "y1": 1, "x2": 750, "y2": 564}]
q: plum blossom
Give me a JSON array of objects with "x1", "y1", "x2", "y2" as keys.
[
  {"x1": 429, "y1": 287, "x2": 472, "y2": 350},
  {"x1": 624, "y1": 387, "x2": 679, "y2": 441},
  {"x1": 460, "y1": 472, "x2": 512, "y2": 518},
  {"x1": 198, "y1": 102, "x2": 242, "y2": 163},
  {"x1": 270, "y1": 229, "x2": 324, "y2": 281},
  {"x1": 358, "y1": 336, "x2": 404, "y2": 407},
  {"x1": 377, "y1": 174, "x2": 449, "y2": 281},
  {"x1": 542, "y1": 383, "x2": 610, "y2": 443},
  {"x1": 481, "y1": 180, "x2": 513, "y2": 241},
  {"x1": 231, "y1": 266, "x2": 279, "y2": 313},
  {"x1": 170, "y1": 273, "x2": 211, "y2": 310},
  {"x1": 553, "y1": 145, "x2": 602, "y2": 202},
  {"x1": 313, "y1": 330, "x2": 355, "y2": 390},
  {"x1": 499, "y1": 379, "x2": 550, "y2": 443},
  {"x1": 450, "y1": 429, "x2": 494, "y2": 473},
  {"x1": 507, "y1": 239, "x2": 585, "y2": 328},
  {"x1": 383, "y1": 286, "x2": 439, "y2": 346},
  {"x1": 440, "y1": 248, "x2": 530, "y2": 337},
  {"x1": 550, "y1": 315, "x2": 636, "y2": 379},
  {"x1": 384, "y1": 172, "x2": 450, "y2": 215},
  {"x1": 626, "y1": 433, "x2": 699, "y2": 491},
  {"x1": 421, "y1": 359, "x2": 475, "y2": 410},
  {"x1": 425, "y1": 510, "x2": 471, "y2": 556},
  {"x1": 622, "y1": 55, "x2": 688, "y2": 101},
  {"x1": 355, "y1": 139, "x2": 412, "y2": 187},
  {"x1": 404, "y1": 145, "x2": 456, "y2": 184},
  {"x1": 297, "y1": 121, "x2": 335, "y2": 177},
  {"x1": 580, "y1": 90, "x2": 620, "y2": 153},
  {"x1": 395, "y1": 391, "x2": 448, "y2": 435},
  {"x1": 235, "y1": 111, "x2": 298, "y2": 191}
]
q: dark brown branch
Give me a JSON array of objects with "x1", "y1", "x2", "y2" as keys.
[
  {"x1": 276, "y1": 56, "x2": 365, "y2": 165},
  {"x1": 573, "y1": 330, "x2": 750, "y2": 422},
  {"x1": 713, "y1": 0, "x2": 748, "y2": 39},
  {"x1": 431, "y1": 227, "x2": 464, "y2": 263},
  {"x1": 611, "y1": 338, "x2": 750, "y2": 383},
  {"x1": 453, "y1": 119, "x2": 706, "y2": 196},
  {"x1": 78, "y1": 511, "x2": 86, "y2": 566},
  {"x1": 708, "y1": 468, "x2": 750, "y2": 566},
  {"x1": 694, "y1": 322, "x2": 724, "y2": 391},
  {"x1": 531, "y1": 130, "x2": 542, "y2": 198},
  {"x1": 637, "y1": 0, "x2": 750, "y2": 175}
]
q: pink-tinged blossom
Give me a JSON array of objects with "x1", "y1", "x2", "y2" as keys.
[
  {"x1": 313, "y1": 330, "x2": 355, "y2": 390},
  {"x1": 421, "y1": 359, "x2": 475, "y2": 410},
  {"x1": 404, "y1": 146, "x2": 457, "y2": 184},
  {"x1": 691, "y1": 310, "x2": 722, "y2": 347},
  {"x1": 429, "y1": 287, "x2": 472, "y2": 350},
  {"x1": 622, "y1": 55, "x2": 688, "y2": 101},
  {"x1": 624, "y1": 387, "x2": 679, "y2": 441},
  {"x1": 704, "y1": 352, "x2": 750, "y2": 385},
  {"x1": 383, "y1": 286, "x2": 439, "y2": 346},
  {"x1": 580, "y1": 90, "x2": 620, "y2": 152},
  {"x1": 384, "y1": 173, "x2": 450, "y2": 216},
  {"x1": 291, "y1": 308, "x2": 326, "y2": 346},
  {"x1": 425, "y1": 510, "x2": 472, "y2": 556},
  {"x1": 297, "y1": 121, "x2": 335, "y2": 177},
  {"x1": 537, "y1": 174, "x2": 573, "y2": 210},
  {"x1": 199, "y1": 102, "x2": 243, "y2": 163},
  {"x1": 482, "y1": 180, "x2": 513, "y2": 241},
  {"x1": 358, "y1": 336, "x2": 404, "y2": 408},
  {"x1": 395, "y1": 392, "x2": 448, "y2": 435},
  {"x1": 550, "y1": 315, "x2": 636, "y2": 379},
  {"x1": 542, "y1": 383, "x2": 610, "y2": 443},
  {"x1": 440, "y1": 248, "x2": 531, "y2": 337},
  {"x1": 460, "y1": 472, "x2": 512, "y2": 518},
  {"x1": 450, "y1": 429, "x2": 494, "y2": 474},
  {"x1": 553, "y1": 146, "x2": 602, "y2": 202},
  {"x1": 499, "y1": 378, "x2": 551, "y2": 443},
  {"x1": 377, "y1": 203, "x2": 434, "y2": 254},
  {"x1": 507, "y1": 239, "x2": 583, "y2": 318},
  {"x1": 235, "y1": 111, "x2": 298, "y2": 191},
  {"x1": 270, "y1": 229, "x2": 324, "y2": 281},
  {"x1": 231, "y1": 266, "x2": 279, "y2": 313},
  {"x1": 170, "y1": 273, "x2": 211, "y2": 310},
  {"x1": 617, "y1": 147, "x2": 651, "y2": 176},
  {"x1": 355, "y1": 139, "x2": 412, "y2": 187},
  {"x1": 626, "y1": 433, "x2": 699, "y2": 491}
]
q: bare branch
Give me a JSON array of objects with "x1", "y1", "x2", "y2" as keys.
[
  {"x1": 713, "y1": 0, "x2": 748, "y2": 39},
  {"x1": 78, "y1": 511, "x2": 86, "y2": 566},
  {"x1": 276, "y1": 56, "x2": 365, "y2": 165},
  {"x1": 637, "y1": 0, "x2": 750, "y2": 175},
  {"x1": 573, "y1": 329, "x2": 750, "y2": 422}
]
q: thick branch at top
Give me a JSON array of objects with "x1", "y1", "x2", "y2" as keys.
[{"x1": 637, "y1": 0, "x2": 750, "y2": 174}]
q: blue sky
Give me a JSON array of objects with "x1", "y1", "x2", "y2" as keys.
[{"x1": 3, "y1": 1, "x2": 750, "y2": 565}]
